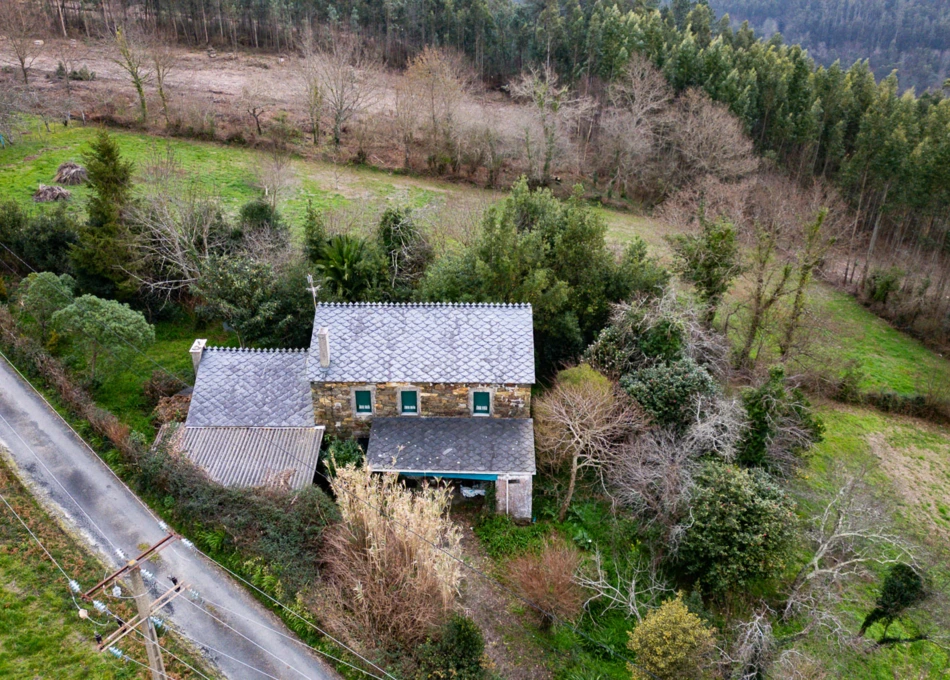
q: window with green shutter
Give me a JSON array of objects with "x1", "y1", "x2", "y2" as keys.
[
  {"x1": 473, "y1": 391, "x2": 491, "y2": 415},
  {"x1": 400, "y1": 390, "x2": 418, "y2": 414},
  {"x1": 355, "y1": 389, "x2": 373, "y2": 414}
]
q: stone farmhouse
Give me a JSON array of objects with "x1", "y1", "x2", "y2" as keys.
[{"x1": 167, "y1": 302, "x2": 537, "y2": 519}]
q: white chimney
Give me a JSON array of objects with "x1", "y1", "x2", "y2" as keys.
[
  {"x1": 317, "y1": 327, "x2": 330, "y2": 367},
  {"x1": 190, "y1": 338, "x2": 207, "y2": 373}
]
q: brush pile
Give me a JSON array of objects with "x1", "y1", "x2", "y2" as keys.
[
  {"x1": 33, "y1": 184, "x2": 72, "y2": 202},
  {"x1": 53, "y1": 161, "x2": 87, "y2": 185}
]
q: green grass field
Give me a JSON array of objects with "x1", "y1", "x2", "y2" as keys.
[
  {"x1": 5, "y1": 123, "x2": 950, "y2": 679},
  {"x1": 0, "y1": 453, "x2": 214, "y2": 679}
]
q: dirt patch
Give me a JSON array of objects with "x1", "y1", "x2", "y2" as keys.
[
  {"x1": 867, "y1": 428, "x2": 950, "y2": 543},
  {"x1": 454, "y1": 508, "x2": 552, "y2": 680}
]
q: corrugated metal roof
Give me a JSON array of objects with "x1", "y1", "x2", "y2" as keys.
[
  {"x1": 308, "y1": 303, "x2": 536, "y2": 384},
  {"x1": 178, "y1": 426, "x2": 323, "y2": 489},
  {"x1": 367, "y1": 417, "x2": 535, "y2": 475}
]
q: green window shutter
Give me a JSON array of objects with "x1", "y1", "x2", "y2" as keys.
[
  {"x1": 355, "y1": 390, "x2": 373, "y2": 414},
  {"x1": 473, "y1": 391, "x2": 491, "y2": 414},
  {"x1": 400, "y1": 390, "x2": 418, "y2": 414}
]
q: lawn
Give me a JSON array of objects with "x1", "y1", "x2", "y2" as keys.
[{"x1": 0, "y1": 453, "x2": 215, "y2": 679}]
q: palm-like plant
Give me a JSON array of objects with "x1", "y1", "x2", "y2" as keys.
[{"x1": 317, "y1": 234, "x2": 377, "y2": 301}]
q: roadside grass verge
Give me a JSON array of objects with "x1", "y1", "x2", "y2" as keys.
[{"x1": 0, "y1": 453, "x2": 215, "y2": 679}]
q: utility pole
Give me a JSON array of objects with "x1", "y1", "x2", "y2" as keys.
[
  {"x1": 82, "y1": 534, "x2": 186, "y2": 680},
  {"x1": 129, "y1": 561, "x2": 167, "y2": 680}
]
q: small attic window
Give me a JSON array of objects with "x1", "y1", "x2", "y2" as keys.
[
  {"x1": 400, "y1": 389, "x2": 418, "y2": 415},
  {"x1": 354, "y1": 389, "x2": 373, "y2": 414},
  {"x1": 472, "y1": 390, "x2": 491, "y2": 416}
]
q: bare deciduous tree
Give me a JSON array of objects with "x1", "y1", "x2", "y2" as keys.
[
  {"x1": 114, "y1": 27, "x2": 152, "y2": 123},
  {"x1": 240, "y1": 75, "x2": 271, "y2": 136},
  {"x1": 1, "y1": 5, "x2": 45, "y2": 85},
  {"x1": 598, "y1": 54, "x2": 672, "y2": 197},
  {"x1": 393, "y1": 77, "x2": 420, "y2": 168},
  {"x1": 510, "y1": 66, "x2": 592, "y2": 186},
  {"x1": 720, "y1": 607, "x2": 778, "y2": 680},
  {"x1": 575, "y1": 551, "x2": 672, "y2": 622},
  {"x1": 148, "y1": 39, "x2": 178, "y2": 127},
  {"x1": 125, "y1": 152, "x2": 227, "y2": 299},
  {"x1": 313, "y1": 32, "x2": 378, "y2": 146},
  {"x1": 535, "y1": 373, "x2": 645, "y2": 521},
  {"x1": 669, "y1": 89, "x2": 757, "y2": 186},
  {"x1": 299, "y1": 37, "x2": 324, "y2": 146},
  {"x1": 607, "y1": 428, "x2": 697, "y2": 549},
  {"x1": 781, "y1": 469, "x2": 918, "y2": 627},
  {"x1": 403, "y1": 46, "x2": 468, "y2": 169},
  {"x1": 0, "y1": 84, "x2": 27, "y2": 145}
]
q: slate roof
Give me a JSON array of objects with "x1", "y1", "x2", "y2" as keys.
[
  {"x1": 168, "y1": 424, "x2": 323, "y2": 489},
  {"x1": 367, "y1": 417, "x2": 536, "y2": 475},
  {"x1": 308, "y1": 303, "x2": 535, "y2": 384},
  {"x1": 186, "y1": 348, "x2": 314, "y2": 427}
]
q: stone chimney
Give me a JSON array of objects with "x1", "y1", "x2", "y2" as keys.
[
  {"x1": 190, "y1": 339, "x2": 207, "y2": 373},
  {"x1": 317, "y1": 327, "x2": 330, "y2": 367}
]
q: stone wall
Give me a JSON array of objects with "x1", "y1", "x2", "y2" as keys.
[
  {"x1": 496, "y1": 475, "x2": 533, "y2": 520},
  {"x1": 312, "y1": 382, "x2": 532, "y2": 438}
]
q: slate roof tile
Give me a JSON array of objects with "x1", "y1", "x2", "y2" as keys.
[
  {"x1": 186, "y1": 348, "x2": 314, "y2": 427},
  {"x1": 366, "y1": 417, "x2": 535, "y2": 475},
  {"x1": 308, "y1": 303, "x2": 535, "y2": 384}
]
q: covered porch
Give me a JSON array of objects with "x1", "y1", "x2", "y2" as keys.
[{"x1": 366, "y1": 417, "x2": 535, "y2": 520}]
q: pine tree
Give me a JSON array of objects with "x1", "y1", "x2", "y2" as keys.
[{"x1": 71, "y1": 131, "x2": 135, "y2": 295}]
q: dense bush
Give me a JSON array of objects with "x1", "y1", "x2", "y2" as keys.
[
  {"x1": 626, "y1": 592, "x2": 716, "y2": 680},
  {"x1": 142, "y1": 436, "x2": 338, "y2": 592},
  {"x1": 195, "y1": 256, "x2": 314, "y2": 347},
  {"x1": 0, "y1": 202, "x2": 78, "y2": 276},
  {"x1": 376, "y1": 207, "x2": 433, "y2": 301},
  {"x1": 51, "y1": 294, "x2": 155, "y2": 380},
  {"x1": 620, "y1": 358, "x2": 717, "y2": 431},
  {"x1": 238, "y1": 198, "x2": 284, "y2": 235},
  {"x1": 736, "y1": 366, "x2": 824, "y2": 473},
  {"x1": 860, "y1": 563, "x2": 927, "y2": 639},
  {"x1": 16, "y1": 272, "x2": 75, "y2": 339},
  {"x1": 415, "y1": 614, "x2": 486, "y2": 680},
  {"x1": 677, "y1": 462, "x2": 796, "y2": 595},
  {"x1": 507, "y1": 537, "x2": 584, "y2": 630},
  {"x1": 322, "y1": 436, "x2": 364, "y2": 476},
  {"x1": 584, "y1": 292, "x2": 728, "y2": 381},
  {"x1": 143, "y1": 369, "x2": 185, "y2": 407},
  {"x1": 419, "y1": 178, "x2": 662, "y2": 374}
]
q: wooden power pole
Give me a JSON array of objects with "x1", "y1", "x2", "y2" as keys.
[
  {"x1": 129, "y1": 561, "x2": 167, "y2": 680},
  {"x1": 82, "y1": 534, "x2": 187, "y2": 679}
]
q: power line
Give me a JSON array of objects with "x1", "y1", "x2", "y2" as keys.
[
  {"x1": 0, "y1": 240, "x2": 656, "y2": 678},
  {"x1": 0, "y1": 346, "x2": 396, "y2": 680},
  {"x1": 182, "y1": 592, "x2": 392, "y2": 680},
  {"x1": 0, "y1": 409, "x2": 121, "y2": 555},
  {"x1": 128, "y1": 624, "x2": 213, "y2": 680},
  {"x1": 180, "y1": 596, "x2": 337, "y2": 680}
]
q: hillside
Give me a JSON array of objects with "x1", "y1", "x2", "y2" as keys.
[
  {"x1": 707, "y1": 0, "x2": 950, "y2": 91},
  {"x1": 4, "y1": 122, "x2": 950, "y2": 677}
]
